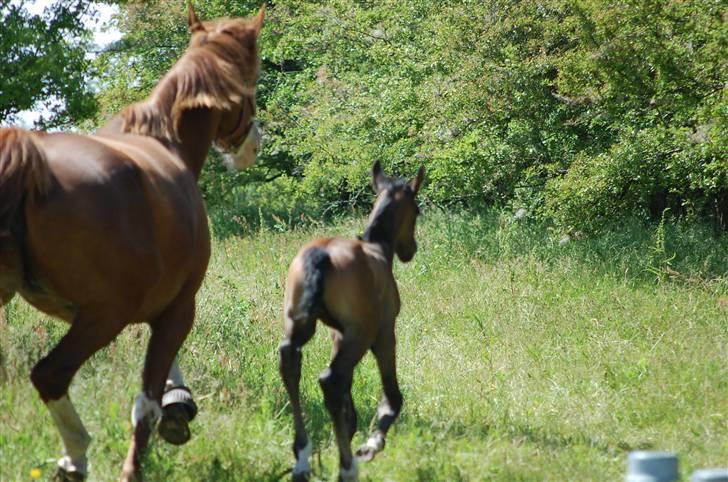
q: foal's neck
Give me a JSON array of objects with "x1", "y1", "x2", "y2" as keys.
[{"x1": 362, "y1": 210, "x2": 397, "y2": 264}]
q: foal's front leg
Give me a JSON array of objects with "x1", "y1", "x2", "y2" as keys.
[{"x1": 356, "y1": 327, "x2": 402, "y2": 463}]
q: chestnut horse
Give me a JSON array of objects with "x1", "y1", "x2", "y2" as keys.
[
  {"x1": 279, "y1": 161, "x2": 425, "y2": 482},
  {"x1": 0, "y1": 5, "x2": 263, "y2": 481}
]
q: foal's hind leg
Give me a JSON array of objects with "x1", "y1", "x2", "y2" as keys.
[
  {"x1": 279, "y1": 316, "x2": 316, "y2": 481},
  {"x1": 319, "y1": 332, "x2": 369, "y2": 482},
  {"x1": 121, "y1": 299, "x2": 194, "y2": 482},
  {"x1": 356, "y1": 326, "x2": 402, "y2": 463},
  {"x1": 30, "y1": 314, "x2": 127, "y2": 480}
]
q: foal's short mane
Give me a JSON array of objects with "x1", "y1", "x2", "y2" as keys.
[{"x1": 121, "y1": 17, "x2": 260, "y2": 141}]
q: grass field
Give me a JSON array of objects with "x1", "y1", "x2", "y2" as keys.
[{"x1": 1, "y1": 209, "x2": 727, "y2": 481}]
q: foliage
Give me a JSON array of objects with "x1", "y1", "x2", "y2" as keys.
[
  {"x1": 91, "y1": 0, "x2": 726, "y2": 233},
  {"x1": 0, "y1": 0, "x2": 98, "y2": 127}
]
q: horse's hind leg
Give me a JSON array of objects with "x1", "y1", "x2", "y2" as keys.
[
  {"x1": 356, "y1": 326, "x2": 402, "y2": 463},
  {"x1": 30, "y1": 314, "x2": 127, "y2": 481},
  {"x1": 157, "y1": 355, "x2": 198, "y2": 445},
  {"x1": 121, "y1": 299, "x2": 194, "y2": 482},
  {"x1": 319, "y1": 332, "x2": 369, "y2": 482},
  {"x1": 279, "y1": 315, "x2": 316, "y2": 481}
]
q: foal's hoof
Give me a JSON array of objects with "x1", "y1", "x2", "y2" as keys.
[
  {"x1": 291, "y1": 471, "x2": 310, "y2": 482},
  {"x1": 355, "y1": 434, "x2": 385, "y2": 463},
  {"x1": 53, "y1": 468, "x2": 86, "y2": 482},
  {"x1": 355, "y1": 444, "x2": 377, "y2": 463},
  {"x1": 158, "y1": 386, "x2": 197, "y2": 445}
]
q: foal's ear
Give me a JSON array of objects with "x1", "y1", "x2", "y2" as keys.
[
  {"x1": 411, "y1": 165, "x2": 425, "y2": 195},
  {"x1": 372, "y1": 161, "x2": 386, "y2": 192},
  {"x1": 252, "y1": 4, "x2": 266, "y2": 36},
  {"x1": 188, "y1": 2, "x2": 205, "y2": 33}
]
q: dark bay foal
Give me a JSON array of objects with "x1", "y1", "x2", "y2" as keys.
[{"x1": 279, "y1": 161, "x2": 424, "y2": 481}]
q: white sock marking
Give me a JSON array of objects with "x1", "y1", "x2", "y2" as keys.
[
  {"x1": 47, "y1": 395, "x2": 90, "y2": 476},
  {"x1": 365, "y1": 432, "x2": 385, "y2": 453},
  {"x1": 339, "y1": 458, "x2": 359, "y2": 482},
  {"x1": 165, "y1": 357, "x2": 185, "y2": 390},
  {"x1": 293, "y1": 440, "x2": 312, "y2": 475}
]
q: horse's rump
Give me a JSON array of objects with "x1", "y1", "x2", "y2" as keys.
[
  {"x1": 0, "y1": 128, "x2": 50, "y2": 305},
  {"x1": 0, "y1": 128, "x2": 51, "y2": 233},
  {"x1": 6, "y1": 132, "x2": 208, "y2": 321}
]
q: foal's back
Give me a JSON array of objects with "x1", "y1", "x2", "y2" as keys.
[{"x1": 286, "y1": 236, "x2": 399, "y2": 336}]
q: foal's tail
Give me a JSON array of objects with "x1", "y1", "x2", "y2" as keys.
[
  {"x1": 298, "y1": 247, "x2": 331, "y2": 320},
  {"x1": 0, "y1": 128, "x2": 51, "y2": 231}
]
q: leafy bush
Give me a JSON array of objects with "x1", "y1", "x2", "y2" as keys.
[{"x1": 92, "y1": 0, "x2": 726, "y2": 232}]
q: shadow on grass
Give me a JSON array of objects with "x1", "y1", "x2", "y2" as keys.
[
  {"x1": 190, "y1": 457, "x2": 291, "y2": 482},
  {"x1": 405, "y1": 411, "x2": 655, "y2": 459}
]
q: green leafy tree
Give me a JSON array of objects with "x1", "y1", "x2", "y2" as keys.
[
  {"x1": 0, "y1": 0, "x2": 98, "y2": 127},
  {"x1": 94, "y1": 0, "x2": 727, "y2": 233}
]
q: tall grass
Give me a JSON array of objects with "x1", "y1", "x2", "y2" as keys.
[{"x1": 1, "y1": 208, "x2": 726, "y2": 481}]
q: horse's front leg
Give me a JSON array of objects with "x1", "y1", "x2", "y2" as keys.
[
  {"x1": 121, "y1": 299, "x2": 194, "y2": 482},
  {"x1": 355, "y1": 325, "x2": 402, "y2": 463},
  {"x1": 31, "y1": 314, "x2": 126, "y2": 481}
]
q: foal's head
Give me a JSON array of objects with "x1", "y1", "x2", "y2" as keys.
[
  {"x1": 366, "y1": 161, "x2": 425, "y2": 262},
  {"x1": 186, "y1": 4, "x2": 264, "y2": 169}
]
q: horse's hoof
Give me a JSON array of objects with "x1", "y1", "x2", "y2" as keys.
[
  {"x1": 119, "y1": 470, "x2": 142, "y2": 482},
  {"x1": 158, "y1": 386, "x2": 197, "y2": 445},
  {"x1": 158, "y1": 403, "x2": 191, "y2": 445},
  {"x1": 53, "y1": 468, "x2": 86, "y2": 482}
]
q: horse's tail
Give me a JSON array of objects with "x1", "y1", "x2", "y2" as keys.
[
  {"x1": 0, "y1": 128, "x2": 51, "y2": 232},
  {"x1": 297, "y1": 247, "x2": 331, "y2": 320}
]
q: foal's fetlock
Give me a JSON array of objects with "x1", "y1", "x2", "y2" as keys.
[
  {"x1": 292, "y1": 438, "x2": 312, "y2": 480},
  {"x1": 338, "y1": 458, "x2": 359, "y2": 482}
]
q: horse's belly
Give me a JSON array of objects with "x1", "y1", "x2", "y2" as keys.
[
  {"x1": 18, "y1": 285, "x2": 75, "y2": 322},
  {"x1": 0, "y1": 236, "x2": 23, "y2": 305}
]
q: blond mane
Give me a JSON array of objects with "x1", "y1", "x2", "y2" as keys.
[{"x1": 121, "y1": 16, "x2": 260, "y2": 141}]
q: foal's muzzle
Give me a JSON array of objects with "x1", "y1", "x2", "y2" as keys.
[{"x1": 397, "y1": 242, "x2": 417, "y2": 262}]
